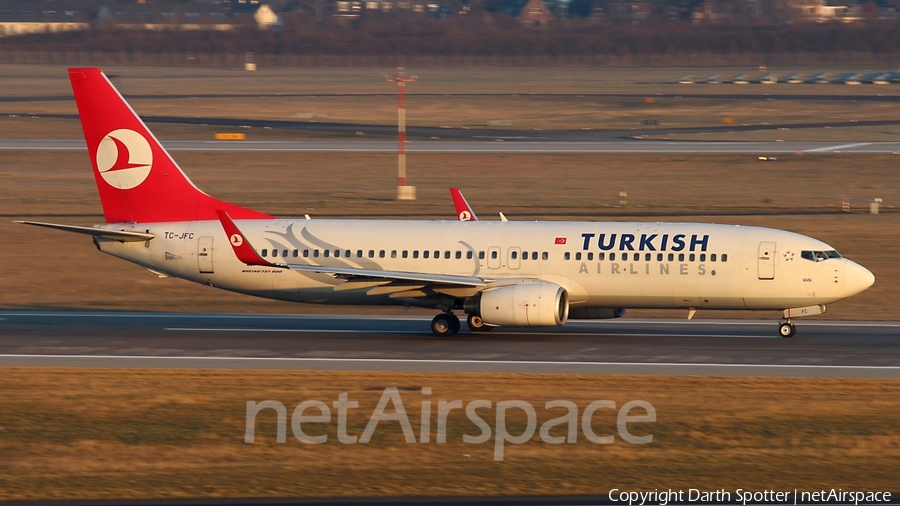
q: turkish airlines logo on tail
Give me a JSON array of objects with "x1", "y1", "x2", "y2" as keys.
[{"x1": 95, "y1": 129, "x2": 153, "y2": 190}]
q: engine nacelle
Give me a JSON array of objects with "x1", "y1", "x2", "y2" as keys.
[
  {"x1": 474, "y1": 283, "x2": 569, "y2": 327},
  {"x1": 568, "y1": 307, "x2": 627, "y2": 319}
]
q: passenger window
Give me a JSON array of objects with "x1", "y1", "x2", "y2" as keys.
[
  {"x1": 262, "y1": 249, "x2": 268, "y2": 257},
  {"x1": 722, "y1": 254, "x2": 728, "y2": 262},
  {"x1": 345, "y1": 250, "x2": 351, "y2": 258},
  {"x1": 575, "y1": 252, "x2": 582, "y2": 260},
  {"x1": 622, "y1": 253, "x2": 628, "y2": 261},
  {"x1": 334, "y1": 250, "x2": 339, "y2": 257},
  {"x1": 610, "y1": 253, "x2": 616, "y2": 261},
  {"x1": 542, "y1": 252, "x2": 548, "y2": 260},
  {"x1": 456, "y1": 251, "x2": 461, "y2": 259},
  {"x1": 657, "y1": 253, "x2": 662, "y2": 261},
  {"x1": 402, "y1": 250, "x2": 408, "y2": 258},
  {"x1": 413, "y1": 250, "x2": 419, "y2": 259},
  {"x1": 368, "y1": 250, "x2": 374, "y2": 258},
  {"x1": 645, "y1": 253, "x2": 651, "y2": 261},
  {"x1": 357, "y1": 250, "x2": 363, "y2": 258},
  {"x1": 313, "y1": 250, "x2": 319, "y2": 258},
  {"x1": 522, "y1": 251, "x2": 528, "y2": 260},
  {"x1": 444, "y1": 251, "x2": 450, "y2": 259},
  {"x1": 678, "y1": 253, "x2": 685, "y2": 262},
  {"x1": 532, "y1": 252, "x2": 538, "y2": 260},
  {"x1": 293, "y1": 250, "x2": 298, "y2": 257},
  {"x1": 668, "y1": 253, "x2": 674, "y2": 261},
  {"x1": 466, "y1": 251, "x2": 473, "y2": 259},
  {"x1": 423, "y1": 251, "x2": 430, "y2": 259},
  {"x1": 435, "y1": 250, "x2": 440, "y2": 259},
  {"x1": 273, "y1": 249, "x2": 279, "y2": 257},
  {"x1": 491, "y1": 251, "x2": 498, "y2": 259},
  {"x1": 303, "y1": 249, "x2": 309, "y2": 258},
  {"x1": 587, "y1": 252, "x2": 593, "y2": 261},
  {"x1": 689, "y1": 254, "x2": 695, "y2": 262},
  {"x1": 564, "y1": 252, "x2": 571, "y2": 260},
  {"x1": 479, "y1": 251, "x2": 485, "y2": 260},
  {"x1": 379, "y1": 250, "x2": 385, "y2": 258},
  {"x1": 283, "y1": 250, "x2": 288, "y2": 258},
  {"x1": 599, "y1": 252, "x2": 605, "y2": 261},
  {"x1": 391, "y1": 250, "x2": 397, "y2": 258},
  {"x1": 700, "y1": 254, "x2": 706, "y2": 262},
  {"x1": 511, "y1": 251, "x2": 518, "y2": 260},
  {"x1": 711, "y1": 253, "x2": 717, "y2": 262},
  {"x1": 323, "y1": 250, "x2": 329, "y2": 258}
]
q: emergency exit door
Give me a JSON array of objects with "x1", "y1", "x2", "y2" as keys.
[
  {"x1": 198, "y1": 236, "x2": 214, "y2": 274},
  {"x1": 758, "y1": 241, "x2": 775, "y2": 280}
]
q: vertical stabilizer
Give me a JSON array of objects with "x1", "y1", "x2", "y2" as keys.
[{"x1": 68, "y1": 68, "x2": 273, "y2": 223}]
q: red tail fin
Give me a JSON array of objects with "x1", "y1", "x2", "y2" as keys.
[
  {"x1": 68, "y1": 68, "x2": 273, "y2": 223},
  {"x1": 449, "y1": 187, "x2": 478, "y2": 221}
]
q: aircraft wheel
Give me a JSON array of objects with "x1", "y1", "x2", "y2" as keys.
[
  {"x1": 432, "y1": 313, "x2": 460, "y2": 337},
  {"x1": 779, "y1": 323, "x2": 796, "y2": 338},
  {"x1": 467, "y1": 314, "x2": 493, "y2": 332}
]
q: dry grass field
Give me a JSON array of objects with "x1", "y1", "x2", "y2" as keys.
[
  {"x1": 2, "y1": 64, "x2": 900, "y2": 139},
  {"x1": 0, "y1": 369, "x2": 898, "y2": 500}
]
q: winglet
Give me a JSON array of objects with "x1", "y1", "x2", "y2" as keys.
[
  {"x1": 215, "y1": 209, "x2": 283, "y2": 268},
  {"x1": 450, "y1": 188, "x2": 478, "y2": 221}
]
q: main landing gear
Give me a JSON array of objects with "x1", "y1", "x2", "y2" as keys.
[
  {"x1": 778, "y1": 320, "x2": 797, "y2": 338},
  {"x1": 431, "y1": 312, "x2": 460, "y2": 337}
]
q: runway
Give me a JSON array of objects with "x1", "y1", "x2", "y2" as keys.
[
  {"x1": 1, "y1": 311, "x2": 898, "y2": 377},
  {"x1": 3, "y1": 139, "x2": 900, "y2": 154}
]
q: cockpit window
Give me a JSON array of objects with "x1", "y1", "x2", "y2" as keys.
[{"x1": 801, "y1": 250, "x2": 842, "y2": 262}]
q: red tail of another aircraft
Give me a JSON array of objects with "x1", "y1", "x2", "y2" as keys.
[{"x1": 68, "y1": 68, "x2": 273, "y2": 224}]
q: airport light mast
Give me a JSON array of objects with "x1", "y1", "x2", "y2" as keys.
[{"x1": 387, "y1": 67, "x2": 416, "y2": 200}]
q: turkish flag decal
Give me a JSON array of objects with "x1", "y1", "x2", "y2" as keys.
[{"x1": 555, "y1": 237, "x2": 567, "y2": 245}]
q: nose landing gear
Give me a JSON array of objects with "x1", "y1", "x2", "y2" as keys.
[
  {"x1": 431, "y1": 312, "x2": 461, "y2": 337},
  {"x1": 778, "y1": 320, "x2": 796, "y2": 338}
]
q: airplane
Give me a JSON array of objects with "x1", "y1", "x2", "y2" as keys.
[
  {"x1": 17, "y1": 68, "x2": 876, "y2": 338},
  {"x1": 833, "y1": 72, "x2": 859, "y2": 84},
  {"x1": 677, "y1": 74, "x2": 694, "y2": 84},
  {"x1": 780, "y1": 73, "x2": 802, "y2": 84},
  {"x1": 728, "y1": 73, "x2": 749, "y2": 85},
  {"x1": 450, "y1": 187, "x2": 508, "y2": 222},
  {"x1": 806, "y1": 73, "x2": 829, "y2": 84},
  {"x1": 753, "y1": 73, "x2": 777, "y2": 84},
  {"x1": 450, "y1": 187, "x2": 478, "y2": 221},
  {"x1": 701, "y1": 73, "x2": 719, "y2": 84},
  {"x1": 860, "y1": 72, "x2": 886, "y2": 84}
]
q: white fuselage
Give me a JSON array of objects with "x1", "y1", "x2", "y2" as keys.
[{"x1": 95, "y1": 219, "x2": 874, "y2": 313}]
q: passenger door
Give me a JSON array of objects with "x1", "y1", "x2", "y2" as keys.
[
  {"x1": 758, "y1": 241, "x2": 775, "y2": 280},
  {"x1": 487, "y1": 246, "x2": 501, "y2": 269},
  {"x1": 508, "y1": 247, "x2": 521, "y2": 270},
  {"x1": 198, "y1": 236, "x2": 214, "y2": 274}
]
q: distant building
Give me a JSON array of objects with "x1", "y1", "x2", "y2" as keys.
[
  {"x1": 789, "y1": 0, "x2": 862, "y2": 23},
  {"x1": 516, "y1": 0, "x2": 554, "y2": 27},
  {"x1": 0, "y1": 3, "x2": 90, "y2": 37}
]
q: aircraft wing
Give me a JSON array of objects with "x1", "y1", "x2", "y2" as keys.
[
  {"x1": 450, "y1": 187, "x2": 478, "y2": 221},
  {"x1": 216, "y1": 210, "x2": 490, "y2": 288},
  {"x1": 14, "y1": 220, "x2": 155, "y2": 242}
]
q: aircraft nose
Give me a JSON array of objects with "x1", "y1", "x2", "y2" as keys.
[{"x1": 845, "y1": 260, "x2": 875, "y2": 296}]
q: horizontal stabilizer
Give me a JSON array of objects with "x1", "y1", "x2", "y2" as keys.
[{"x1": 14, "y1": 220, "x2": 154, "y2": 242}]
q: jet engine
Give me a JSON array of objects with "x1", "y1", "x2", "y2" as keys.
[
  {"x1": 568, "y1": 307, "x2": 627, "y2": 319},
  {"x1": 466, "y1": 283, "x2": 568, "y2": 327}
]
